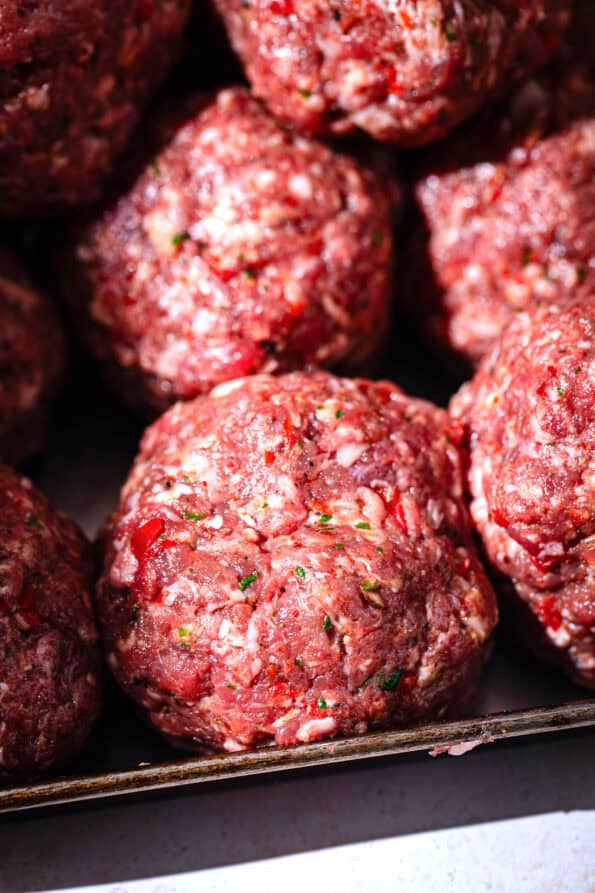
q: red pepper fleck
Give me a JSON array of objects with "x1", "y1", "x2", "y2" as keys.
[
  {"x1": 283, "y1": 417, "x2": 297, "y2": 449},
  {"x1": 376, "y1": 61, "x2": 401, "y2": 94},
  {"x1": 270, "y1": 0, "x2": 293, "y2": 13},
  {"x1": 388, "y1": 493, "x2": 408, "y2": 535},
  {"x1": 131, "y1": 517, "x2": 164, "y2": 560},
  {"x1": 264, "y1": 450, "x2": 276, "y2": 466},
  {"x1": 307, "y1": 238, "x2": 323, "y2": 257},
  {"x1": 534, "y1": 596, "x2": 562, "y2": 632}
]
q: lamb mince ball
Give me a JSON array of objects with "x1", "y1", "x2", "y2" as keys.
[
  {"x1": 0, "y1": 465, "x2": 101, "y2": 780},
  {"x1": 408, "y1": 2, "x2": 595, "y2": 368},
  {"x1": 97, "y1": 371, "x2": 497, "y2": 752},
  {"x1": 0, "y1": 247, "x2": 65, "y2": 463},
  {"x1": 0, "y1": 0, "x2": 191, "y2": 215},
  {"x1": 451, "y1": 299, "x2": 595, "y2": 688},
  {"x1": 63, "y1": 88, "x2": 395, "y2": 417},
  {"x1": 213, "y1": 0, "x2": 569, "y2": 145}
]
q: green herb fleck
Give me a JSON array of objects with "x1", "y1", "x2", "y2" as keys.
[
  {"x1": 172, "y1": 231, "x2": 190, "y2": 247},
  {"x1": 152, "y1": 159, "x2": 162, "y2": 176},
  {"x1": 445, "y1": 22, "x2": 456, "y2": 41},
  {"x1": 375, "y1": 546, "x2": 384, "y2": 554},
  {"x1": 371, "y1": 229, "x2": 383, "y2": 247},
  {"x1": 297, "y1": 87, "x2": 312, "y2": 99},
  {"x1": 243, "y1": 267, "x2": 257, "y2": 281},
  {"x1": 544, "y1": 440, "x2": 556, "y2": 446},
  {"x1": 131, "y1": 604, "x2": 141, "y2": 621},
  {"x1": 295, "y1": 657, "x2": 303, "y2": 667},
  {"x1": 182, "y1": 510, "x2": 204, "y2": 521},
  {"x1": 262, "y1": 501, "x2": 269, "y2": 509},
  {"x1": 355, "y1": 521, "x2": 371, "y2": 530},
  {"x1": 335, "y1": 409, "x2": 344, "y2": 419},
  {"x1": 177, "y1": 626, "x2": 189, "y2": 638},
  {"x1": 227, "y1": 683, "x2": 237, "y2": 690},
  {"x1": 521, "y1": 246, "x2": 531, "y2": 267},
  {"x1": 322, "y1": 614, "x2": 333, "y2": 632},
  {"x1": 377, "y1": 669, "x2": 403, "y2": 692},
  {"x1": 182, "y1": 475, "x2": 191, "y2": 484},
  {"x1": 556, "y1": 385, "x2": 566, "y2": 397},
  {"x1": 294, "y1": 565, "x2": 306, "y2": 580},
  {"x1": 239, "y1": 572, "x2": 258, "y2": 591},
  {"x1": 361, "y1": 579, "x2": 379, "y2": 592},
  {"x1": 334, "y1": 543, "x2": 344, "y2": 549},
  {"x1": 358, "y1": 673, "x2": 374, "y2": 691},
  {"x1": 26, "y1": 513, "x2": 44, "y2": 530},
  {"x1": 316, "y1": 697, "x2": 327, "y2": 709},
  {"x1": 320, "y1": 513, "x2": 332, "y2": 523},
  {"x1": 575, "y1": 366, "x2": 583, "y2": 374}
]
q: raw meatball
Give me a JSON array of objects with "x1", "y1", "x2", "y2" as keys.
[
  {"x1": 0, "y1": 465, "x2": 101, "y2": 780},
  {"x1": 451, "y1": 300, "x2": 595, "y2": 688},
  {"x1": 213, "y1": 0, "x2": 569, "y2": 145},
  {"x1": 408, "y1": 3, "x2": 595, "y2": 368},
  {"x1": 97, "y1": 371, "x2": 497, "y2": 752},
  {"x1": 63, "y1": 88, "x2": 395, "y2": 417},
  {"x1": 0, "y1": 248, "x2": 65, "y2": 463},
  {"x1": 0, "y1": 0, "x2": 191, "y2": 215}
]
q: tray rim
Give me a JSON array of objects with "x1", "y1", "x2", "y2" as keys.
[{"x1": 2, "y1": 697, "x2": 594, "y2": 815}]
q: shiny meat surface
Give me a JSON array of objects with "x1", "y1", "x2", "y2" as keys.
[
  {"x1": 214, "y1": 0, "x2": 569, "y2": 145},
  {"x1": 63, "y1": 88, "x2": 395, "y2": 416},
  {"x1": 97, "y1": 371, "x2": 497, "y2": 752},
  {"x1": 451, "y1": 299, "x2": 595, "y2": 687}
]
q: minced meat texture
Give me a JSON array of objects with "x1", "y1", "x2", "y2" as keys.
[
  {"x1": 408, "y1": 0, "x2": 595, "y2": 368},
  {"x1": 62, "y1": 88, "x2": 396, "y2": 417},
  {"x1": 97, "y1": 371, "x2": 497, "y2": 752},
  {"x1": 451, "y1": 299, "x2": 595, "y2": 688},
  {"x1": 0, "y1": 0, "x2": 191, "y2": 215},
  {"x1": 0, "y1": 465, "x2": 101, "y2": 779},
  {"x1": 213, "y1": 0, "x2": 569, "y2": 145},
  {"x1": 0, "y1": 247, "x2": 65, "y2": 463}
]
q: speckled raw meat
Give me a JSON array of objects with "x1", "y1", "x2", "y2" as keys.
[
  {"x1": 62, "y1": 88, "x2": 396, "y2": 417},
  {"x1": 408, "y1": 1, "x2": 595, "y2": 368},
  {"x1": 213, "y1": 0, "x2": 569, "y2": 145},
  {"x1": 451, "y1": 300, "x2": 595, "y2": 688},
  {"x1": 0, "y1": 0, "x2": 191, "y2": 215},
  {"x1": 96, "y1": 371, "x2": 497, "y2": 752},
  {"x1": 0, "y1": 248, "x2": 65, "y2": 463},
  {"x1": 0, "y1": 466, "x2": 101, "y2": 780}
]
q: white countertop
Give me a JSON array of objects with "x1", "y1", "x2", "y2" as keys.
[{"x1": 2, "y1": 727, "x2": 594, "y2": 893}]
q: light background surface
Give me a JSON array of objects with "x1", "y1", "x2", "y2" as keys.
[{"x1": 2, "y1": 728, "x2": 594, "y2": 893}]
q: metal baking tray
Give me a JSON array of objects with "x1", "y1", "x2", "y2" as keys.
[{"x1": 2, "y1": 334, "x2": 594, "y2": 815}]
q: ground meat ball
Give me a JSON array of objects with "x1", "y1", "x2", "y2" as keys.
[
  {"x1": 213, "y1": 0, "x2": 568, "y2": 146},
  {"x1": 0, "y1": 248, "x2": 65, "y2": 464},
  {"x1": 451, "y1": 300, "x2": 595, "y2": 688},
  {"x1": 63, "y1": 88, "x2": 395, "y2": 417},
  {"x1": 408, "y1": 3, "x2": 595, "y2": 368},
  {"x1": 0, "y1": 466, "x2": 101, "y2": 780},
  {"x1": 96, "y1": 371, "x2": 497, "y2": 752},
  {"x1": 0, "y1": 0, "x2": 191, "y2": 216}
]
